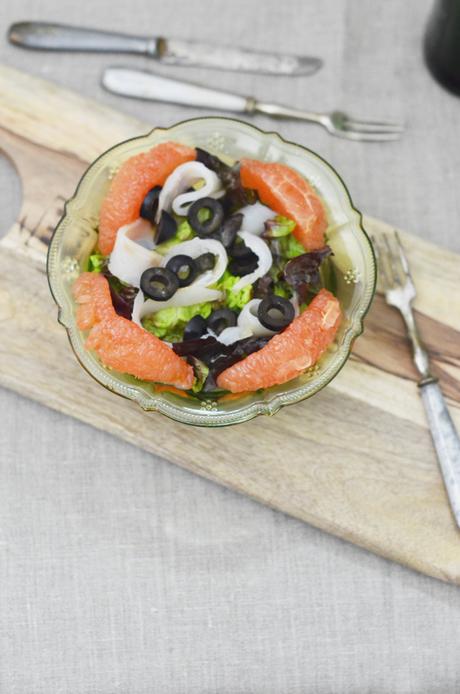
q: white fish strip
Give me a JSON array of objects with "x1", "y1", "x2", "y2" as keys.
[
  {"x1": 156, "y1": 161, "x2": 222, "y2": 221},
  {"x1": 232, "y1": 232, "x2": 273, "y2": 292},
  {"x1": 131, "y1": 288, "x2": 145, "y2": 327},
  {"x1": 237, "y1": 299, "x2": 276, "y2": 337},
  {"x1": 291, "y1": 294, "x2": 300, "y2": 317},
  {"x1": 238, "y1": 202, "x2": 276, "y2": 235},
  {"x1": 108, "y1": 219, "x2": 162, "y2": 288},
  {"x1": 217, "y1": 325, "x2": 252, "y2": 346},
  {"x1": 162, "y1": 237, "x2": 227, "y2": 287}
]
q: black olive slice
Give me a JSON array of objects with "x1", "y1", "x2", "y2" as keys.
[
  {"x1": 195, "y1": 253, "x2": 216, "y2": 274},
  {"x1": 156, "y1": 210, "x2": 177, "y2": 244},
  {"x1": 219, "y1": 214, "x2": 243, "y2": 249},
  {"x1": 228, "y1": 254, "x2": 259, "y2": 277},
  {"x1": 165, "y1": 254, "x2": 197, "y2": 287},
  {"x1": 140, "y1": 186, "x2": 162, "y2": 223},
  {"x1": 257, "y1": 295, "x2": 295, "y2": 332},
  {"x1": 229, "y1": 238, "x2": 254, "y2": 260},
  {"x1": 183, "y1": 315, "x2": 208, "y2": 341},
  {"x1": 140, "y1": 267, "x2": 179, "y2": 301},
  {"x1": 207, "y1": 308, "x2": 238, "y2": 336},
  {"x1": 187, "y1": 197, "x2": 224, "y2": 237}
]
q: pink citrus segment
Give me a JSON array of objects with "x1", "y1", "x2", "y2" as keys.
[
  {"x1": 73, "y1": 271, "x2": 115, "y2": 330},
  {"x1": 98, "y1": 141, "x2": 196, "y2": 255},
  {"x1": 73, "y1": 273, "x2": 194, "y2": 389},
  {"x1": 240, "y1": 159, "x2": 327, "y2": 250},
  {"x1": 217, "y1": 289, "x2": 341, "y2": 393},
  {"x1": 86, "y1": 317, "x2": 194, "y2": 390}
]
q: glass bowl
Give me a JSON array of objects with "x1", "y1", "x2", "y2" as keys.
[{"x1": 47, "y1": 117, "x2": 376, "y2": 427}]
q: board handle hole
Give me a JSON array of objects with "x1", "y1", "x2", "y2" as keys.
[{"x1": 0, "y1": 149, "x2": 22, "y2": 241}]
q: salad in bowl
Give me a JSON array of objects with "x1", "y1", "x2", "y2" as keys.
[{"x1": 48, "y1": 117, "x2": 376, "y2": 426}]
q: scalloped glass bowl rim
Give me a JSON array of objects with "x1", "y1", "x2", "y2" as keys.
[{"x1": 47, "y1": 116, "x2": 376, "y2": 427}]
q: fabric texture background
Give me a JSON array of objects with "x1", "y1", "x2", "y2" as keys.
[{"x1": 1, "y1": 0, "x2": 460, "y2": 692}]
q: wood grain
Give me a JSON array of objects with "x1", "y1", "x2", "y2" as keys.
[{"x1": 1, "y1": 64, "x2": 460, "y2": 584}]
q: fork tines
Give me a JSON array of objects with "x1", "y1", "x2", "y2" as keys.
[
  {"x1": 344, "y1": 118, "x2": 405, "y2": 135},
  {"x1": 371, "y1": 231, "x2": 415, "y2": 297},
  {"x1": 341, "y1": 115, "x2": 405, "y2": 142}
]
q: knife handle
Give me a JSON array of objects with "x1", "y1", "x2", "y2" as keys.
[
  {"x1": 102, "y1": 68, "x2": 251, "y2": 113},
  {"x1": 8, "y1": 22, "x2": 154, "y2": 55},
  {"x1": 419, "y1": 380, "x2": 460, "y2": 529}
]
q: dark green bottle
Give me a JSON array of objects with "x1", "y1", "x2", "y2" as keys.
[{"x1": 424, "y1": 0, "x2": 460, "y2": 95}]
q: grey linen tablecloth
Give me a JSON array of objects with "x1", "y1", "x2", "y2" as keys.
[{"x1": 1, "y1": 0, "x2": 460, "y2": 692}]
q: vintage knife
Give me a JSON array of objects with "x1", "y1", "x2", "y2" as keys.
[{"x1": 8, "y1": 21, "x2": 322, "y2": 76}]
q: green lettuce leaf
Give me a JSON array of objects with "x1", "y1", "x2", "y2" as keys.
[
  {"x1": 265, "y1": 215, "x2": 305, "y2": 259},
  {"x1": 273, "y1": 282, "x2": 292, "y2": 299},
  {"x1": 265, "y1": 215, "x2": 296, "y2": 238},
  {"x1": 142, "y1": 302, "x2": 213, "y2": 343},
  {"x1": 280, "y1": 235, "x2": 305, "y2": 259},
  {"x1": 214, "y1": 271, "x2": 252, "y2": 311},
  {"x1": 87, "y1": 252, "x2": 106, "y2": 272},
  {"x1": 197, "y1": 207, "x2": 212, "y2": 222},
  {"x1": 190, "y1": 358, "x2": 209, "y2": 393}
]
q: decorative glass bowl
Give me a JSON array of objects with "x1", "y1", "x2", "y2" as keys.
[{"x1": 47, "y1": 117, "x2": 376, "y2": 427}]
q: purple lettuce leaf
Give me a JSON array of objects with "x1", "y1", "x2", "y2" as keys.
[
  {"x1": 102, "y1": 267, "x2": 138, "y2": 320},
  {"x1": 283, "y1": 246, "x2": 333, "y2": 303},
  {"x1": 173, "y1": 334, "x2": 270, "y2": 391},
  {"x1": 195, "y1": 148, "x2": 256, "y2": 212}
]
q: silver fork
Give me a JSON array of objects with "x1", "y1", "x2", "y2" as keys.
[
  {"x1": 102, "y1": 67, "x2": 404, "y2": 142},
  {"x1": 250, "y1": 104, "x2": 404, "y2": 142},
  {"x1": 374, "y1": 231, "x2": 460, "y2": 528}
]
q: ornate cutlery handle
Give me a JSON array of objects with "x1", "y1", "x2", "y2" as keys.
[
  {"x1": 400, "y1": 306, "x2": 460, "y2": 529},
  {"x1": 419, "y1": 379, "x2": 460, "y2": 528},
  {"x1": 102, "y1": 67, "x2": 250, "y2": 113},
  {"x1": 9, "y1": 21, "x2": 153, "y2": 54}
]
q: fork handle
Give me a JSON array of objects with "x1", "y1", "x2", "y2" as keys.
[
  {"x1": 102, "y1": 68, "x2": 326, "y2": 125},
  {"x1": 419, "y1": 379, "x2": 460, "y2": 528},
  {"x1": 253, "y1": 101, "x2": 324, "y2": 126},
  {"x1": 102, "y1": 67, "x2": 252, "y2": 112}
]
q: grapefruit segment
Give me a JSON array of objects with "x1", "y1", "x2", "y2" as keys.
[
  {"x1": 98, "y1": 141, "x2": 195, "y2": 255},
  {"x1": 86, "y1": 317, "x2": 194, "y2": 389},
  {"x1": 240, "y1": 159, "x2": 327, "y2": 250},
  {"x1": 216, "y1": 289, "x2": 341, "y2": 393},
  {"x1": 73, "y1": 271, "x2": 115, "y2": 330},
  {"x1": 73, "y1": 272, "x2": 194, "y2": 389}
]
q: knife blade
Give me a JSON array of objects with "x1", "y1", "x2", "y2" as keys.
[{"x1": 8, "y1": 22, "x2": 322, "y2": 77}]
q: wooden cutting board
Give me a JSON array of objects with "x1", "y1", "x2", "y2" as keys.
[{"x1": 1, "y1": 65, "x2": 460, "y2": 584}]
